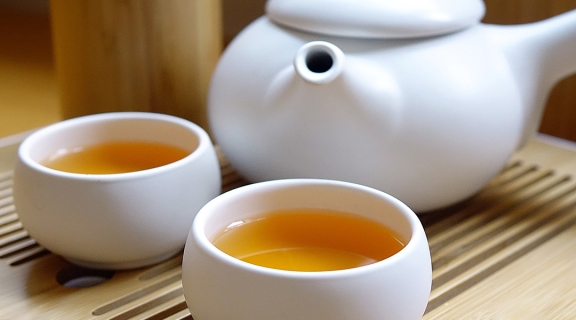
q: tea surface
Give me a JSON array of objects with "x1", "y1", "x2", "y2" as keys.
[
  {"x1": 42, "y1": 141, "x2": 189, "y2": 174},
  {"x1": 212, "y1": 208, "x2": 406, "y2": 272}
]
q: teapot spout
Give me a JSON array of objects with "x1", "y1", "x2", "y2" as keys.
[
  {"x1": 485, "y1": 9, "x2": 576, "y2": 145},
  {"x1": 294, "y1": 41, "x2": 345, "y2": 84}
]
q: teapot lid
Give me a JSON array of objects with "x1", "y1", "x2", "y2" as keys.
[{"x1": 266, "y1": 0, "x2": 486, "y2": 39}]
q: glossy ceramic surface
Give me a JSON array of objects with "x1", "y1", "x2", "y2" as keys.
[
  {"x1": 12, "y1": 112, "x2": 221, "y2": 269},
  {"x1": 209, "y1": 4, "x2": 576, "y2": 212},
  {"x1": 182, "y1": 179, "x2": 432, "y2": 320},
  {"x1": 267, "y1": 0, "x2": 486, "y2": 38}
]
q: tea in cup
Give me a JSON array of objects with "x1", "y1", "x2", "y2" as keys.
[
  {"x1": 12, "y1": 112, "x2": 221, "y2": 269},
  {"x1": 211, "y1": 207, "x2": 406, "y2": 272},
  {"x1": 182, "y1": 179, "x2": 431, "y2": 320}
]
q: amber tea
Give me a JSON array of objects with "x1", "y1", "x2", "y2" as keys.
[
  {"x1": 41, "y1": 141, "x2": 190, "y2": 174},
  {"x1": 212, "y1": 208, "x2": 406, "y2": 272}
]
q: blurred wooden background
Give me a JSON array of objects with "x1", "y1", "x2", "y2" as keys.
[{"x1": 1, "y1": 0, "x2": 576, "y2": 142}]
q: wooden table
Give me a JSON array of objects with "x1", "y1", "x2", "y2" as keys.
[{"x1": 1, "y1": 132, "x2": 576, "y2": 319}]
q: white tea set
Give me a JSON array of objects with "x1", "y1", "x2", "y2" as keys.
[{"x1": 9, "y1": 1, "x2": 576, "y2": 319}]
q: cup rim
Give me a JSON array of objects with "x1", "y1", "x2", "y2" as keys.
[
  {"x1": 17, "y1": 112, "x2": 211, "y2": 181},
  {"x1": 191, "y1": 178, "x2": 426, "y2": 279}
]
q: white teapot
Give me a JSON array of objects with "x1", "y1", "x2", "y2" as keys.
[{"x1": 208, "y1": 0, "x2": 576, "y2": 212}]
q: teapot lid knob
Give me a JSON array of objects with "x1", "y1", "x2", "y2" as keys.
[{"x1": 266, "y1": 0, "x2": 486, "y2": 39}]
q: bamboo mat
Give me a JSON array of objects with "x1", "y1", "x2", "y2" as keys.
[{"x1": 1, "y1": 134, "x2": 576, "y2": 319}]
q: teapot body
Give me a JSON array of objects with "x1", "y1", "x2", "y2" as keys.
[{"x1": 209, "y1": 17, "x2": 525, "y2": 212}]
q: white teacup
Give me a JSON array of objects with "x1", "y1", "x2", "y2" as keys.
[
  {"x1": 12, "y1": 112, "x2": 221, "y2": 270},
  {"x1": 182, "y1": 179, "x2": 431, "y2": 320}
]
